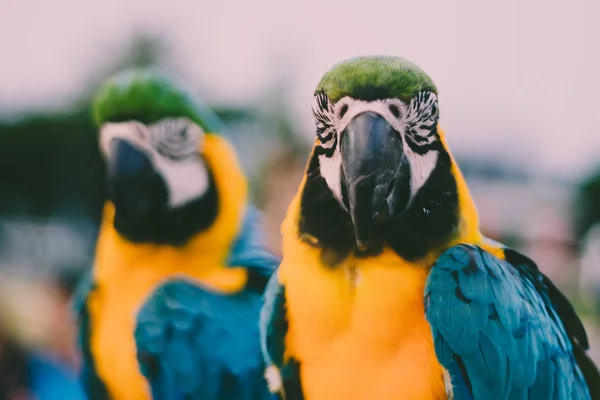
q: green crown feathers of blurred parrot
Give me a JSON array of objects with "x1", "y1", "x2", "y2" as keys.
[
  {"x1": 260, "y1": 56, "x2": 600, "y2": 400},
  {"x1": 92, "y1": 67, "x2": 225, "y2": 132},
  {"x1": 74, "y1": 67, "x2": 279, "y2": 400}
]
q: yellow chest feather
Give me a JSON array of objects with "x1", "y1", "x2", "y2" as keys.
[
  {"x1": 88, "y1": 229, "x2": 247, "y2": 400},
  {"x1": 279, "y1": 246, "x2": 447, "y2": 400}
]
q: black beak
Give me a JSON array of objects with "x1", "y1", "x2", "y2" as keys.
[
  {"x1": 108, "y1": 139, "x2": 166, "y2": 216},
  {"x1": 109, "y1": 139, "x2": 154, "y2": 179},
  {"x1": 340, "y1": 112, "x2": 410, "y2": 251}
]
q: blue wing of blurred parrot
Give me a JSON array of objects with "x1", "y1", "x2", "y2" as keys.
[
  {"x1": 72, "y1": 269, "x2": 111, "y2": 399},
  {"x1": 135, "y1": 207, "x2": 279, "y2": 400}
]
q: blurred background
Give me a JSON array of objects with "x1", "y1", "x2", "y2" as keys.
[{"x1": 1, "y1": 0, "x2": 600, "y2": 397}]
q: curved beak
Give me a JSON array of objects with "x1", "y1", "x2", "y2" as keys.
[
  {"x1": 108, "y1": 139, "x2": 154, "y2": 179},
  {"x1": 340, "y1": 112, "x2": 410, "y2": 251},
  {"x1": 108, "y1": 138, "x2": 165, "y2": 216}
]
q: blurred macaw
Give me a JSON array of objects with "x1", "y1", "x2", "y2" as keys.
[
  {"x1": 260, "y1": 56, "x2": 600, "y2": 400},
  {"x1": 73, "y1": 68, "x2": 279, "y2": 400}
]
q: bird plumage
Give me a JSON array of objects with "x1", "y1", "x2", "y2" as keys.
[
  {"x1": 426, "y1": 242, "x2": 592, "y2": 399},
  {"x1": 74, "y1": 69, "x2": 278, "y2": 399},
  {"x1": 260, "y1": 56, "x2": 599, "y2": 400}
]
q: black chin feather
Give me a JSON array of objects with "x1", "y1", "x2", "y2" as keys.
[{"x1": 112, "y1": 170, "x2": 218, "y2": 246}]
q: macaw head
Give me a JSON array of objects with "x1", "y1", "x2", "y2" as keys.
[
  {"x1": 93, "y1": 68, "x2": 230, "y2": 245},
  {"x1": 303, "y1": 56, "x2": 478, "y2": 259}
]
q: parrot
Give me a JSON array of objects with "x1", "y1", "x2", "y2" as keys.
[
  {"x1": 72, "y1": 68, "x2": 279, "y2": 400},
  {"x1": 259, "y1": 56, "x2": 600, "y2": 400}
]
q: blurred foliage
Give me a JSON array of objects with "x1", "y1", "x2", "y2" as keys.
[
  {"x1": 0, "y1": 107, "x2": 105, "y2": 222},
  {"x1": 575, "y1": 167, "x2": 600, "y2": 245}
]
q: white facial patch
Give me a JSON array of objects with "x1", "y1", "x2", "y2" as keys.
[
  {"x1": 319, "y1": 150, "x2": 344, "y2": 207},
  {"x1": 99, "y1": 118, "x2": 209, "y2": 208},
  {"x1": 153, "y1": 154, "x2": 209, "y2": 208},
  {"x1": 404, "y1": 147, "x2": 438, "y2": 202},
  {"x1": 311, "y1": 92, "x2": 441, "y2": 203}
]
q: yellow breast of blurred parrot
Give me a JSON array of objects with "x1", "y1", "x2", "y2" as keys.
[
  {"x1": 87, "y1": 134, "x2": 248, "y2": 399},
  {"x1": 278, "y1": 130, "x2": 500, "y2": 400}
]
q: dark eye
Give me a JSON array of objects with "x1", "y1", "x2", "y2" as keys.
[
  {"x1": 389, "y1": 105, "x2": 400, "y2": 118},
  {"x1": 150, "y1": 119, "x2": 199, "y2": 160},
  {"x1": 339, "y1": 104, "x2": 349, "y2": 118}
]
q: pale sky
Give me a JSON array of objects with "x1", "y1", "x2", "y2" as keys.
[{"x1": 1, "y1": 0, "x2": 599, "y2": 179}]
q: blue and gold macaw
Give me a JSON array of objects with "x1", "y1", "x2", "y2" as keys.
[
  {"x1": 260, "y1": 56, "x2": 600, "y2": 400},
  {"x1": 73, "y1": 68, "x2": 279, "y2": 400}
]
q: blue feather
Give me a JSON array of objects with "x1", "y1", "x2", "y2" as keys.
[
  {"x1": 259, "y1": 273, "x2": 305, "y2": 400},
  {"x1": 71, "y1": 270, "x2": 111, "y2": 399},
  {"x1": 135, "y1": 278, "x2": 274, "y2": 400},
  {"x1": 425, "y1": 244, "x2": 591, "y2": 399},
  {"x1": 445, "y1": 360, "x2": 473, "y2": 400},
  {"x1": 131, "y1": 207, "x2": 279, "y2": 400}
]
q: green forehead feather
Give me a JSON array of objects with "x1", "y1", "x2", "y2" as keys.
[
  {"x1": 92, "y1": 68, "x2": 223, "y2": 132},
  {"x1": 316, "y1": 56, "x2": 437, "y2": 103}
]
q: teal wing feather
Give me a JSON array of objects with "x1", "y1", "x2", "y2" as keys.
[
  {"x1": 425, "y1": 244, "x2": 592, "y2": 400},
  {"x1": 135, "y1": 206, "x2": 279, "y2": 400},
  {"x1": 135, "y1": 278, "x2": 274, "y2": 400},
  {"x1": 226, "y1": 205, "x2": 280, "y2": 292},
  {"x1": 260, "y1": 273, "x2": 304, "y2": 400},
  {"x1": 71, "y1": 269, "x2": 111, "y2": 400}
]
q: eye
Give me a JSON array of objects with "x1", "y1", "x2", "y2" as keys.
[
  {"x1": 339, "y1": 104, "x2": 349, "y2": 119},
  {"x1": 150, "y1": 118, "x2": 201, "y2": 160},
  {"x1": 389, "y1": 105, "x2": 401, "y2": 118},
  {"x1": 177, "y1": 127, "x2": 188, "y2": 139}
]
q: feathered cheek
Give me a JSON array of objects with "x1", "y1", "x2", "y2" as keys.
[{"x1": 149, "y1": 120, "x2": 204, "y2": 161}]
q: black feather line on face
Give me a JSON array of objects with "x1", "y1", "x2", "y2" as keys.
[
  {"x1": 312, "y1": 91, "x2": 339, "y2": 157},
  {"x1": 403, "y1": 91, "x2": 440, "y2": 155},
  {"x1": 404, "y1": 124, "x2": 441, "y2": 155},
  {"x1": 313, "y1": 135, "x2": 337, "y2": 158},
  {"x1": 317, "y1": 130, "x2": 334, "y2": 143}
]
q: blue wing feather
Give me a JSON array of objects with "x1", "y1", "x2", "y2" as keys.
[
  {"x1": 136, "y1": 278, "x2": 274, "y2": 400},
  {"x1": 71, "y1": 269, "x2": 111, "y2": 400},
  {"x1": 134, "y1": 206, "x2": 279, "y2": 400},
  {"x1": 259, "y1": 273, "x2": 304, "y2": 400},
  {"x1": 425, "y1": 244, "x2": 591, "y2": 400},
  {"x1": 226, "y1": 205, "x2": 280, "y2": 290},
  {"x1": 445, "y1": 359, "x2": 473, "y2": 400}
]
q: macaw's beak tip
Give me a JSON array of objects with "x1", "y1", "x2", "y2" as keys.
[{"x1": 356, "y1": 240, "x2": 369, "y2": 252}]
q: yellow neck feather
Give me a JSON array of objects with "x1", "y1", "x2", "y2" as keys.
[{"x1": 437, "y1": 127, "x2": 482, "y2": 245}]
